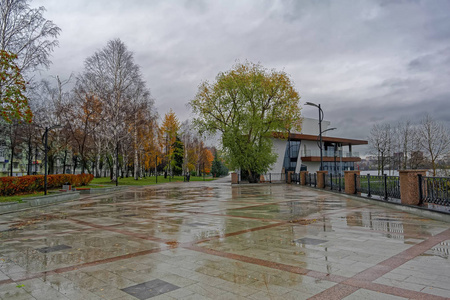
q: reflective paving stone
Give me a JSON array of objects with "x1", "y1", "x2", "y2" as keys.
[
  {"x1": 186, "y1": 222, "x2": 208, "y2": 227},
  {"x1": 292, "y1": 237, "x2": 328, "y2": 245},
  {"x1": 36, "y1": 244, "x2": 72, "y2": 253},
  {"x1": 121, "y1": 279, "x2": 179, "y2": 299}
]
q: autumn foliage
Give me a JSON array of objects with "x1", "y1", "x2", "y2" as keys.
[
  {"x1": 0, "y1": 50, "x2": 32, "y2": 123},
  {"x1": 202, "y1": 148, "x2": 214, "y2": 174},
  {"x1": 0, "y1": 173, "x2": 94, "y2": 196}
]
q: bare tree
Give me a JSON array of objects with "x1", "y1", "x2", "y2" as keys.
[
  {"x1": 77, "y1": 39, "x2": 152, "y2": 181},
  {"x1": 0, "y1": 0, "x2": 60, "y2": 73},
  {"x1": 395, "y1": 120, "x2": 415, "y2": 169},
  {"x1": 129, "y1": 79, "x2": 154, "y2": 180},
  {"x1": 368, "y1": 123, "x2": 392, "y2": 175},
  {"x1": 418, "y1": 115, "x2": 450, "y2": 176}
]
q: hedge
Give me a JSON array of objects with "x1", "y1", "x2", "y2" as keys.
[{"x1": 0, "y1": 173, "x2": 94, "y2": 196}]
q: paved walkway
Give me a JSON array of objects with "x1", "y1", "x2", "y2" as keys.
[{"x1": 0, "y1": 180, "x2": 449, "y2": 299}]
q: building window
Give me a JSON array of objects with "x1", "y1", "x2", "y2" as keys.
[
  {"x1": 283, "y1": 141, "x2": 301, "y2": 172},
  {"x1": 323, "y1": 162, "x2": 354, "y2": 175}
]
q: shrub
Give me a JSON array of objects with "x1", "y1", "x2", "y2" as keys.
[{"x1": 0, "y1": 173, "x2": 94, "y2": 196}]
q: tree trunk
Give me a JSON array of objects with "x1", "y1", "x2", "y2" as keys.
[
  {"x1": 62, "y1": 150, "x2": 67, "y2": 174},
  {"x1": 95, "y1": 152, "x2": 100, "y2": 177},
  {"x1": 112, "y1": 151, "x2": 117, "y2": 181},
  {"x1": 9, "y1": 146, "x2": 14, "y2": 176},
  {"x1": 247, "y1": 170, "x2": 260, "y2": 183},
  {"x1": 27, "y1": 137, "x2": 32, "y2": 175},
  {"x1": 134, "y1": 122, "x2": 139, "y2": 180}
]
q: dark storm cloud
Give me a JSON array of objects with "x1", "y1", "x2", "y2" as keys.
[{"x1": 34, "y1": 0, "x2": 450, "y2": 153}]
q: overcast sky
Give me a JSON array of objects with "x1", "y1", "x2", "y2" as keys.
[{"x1": 33, "y1": 0, "x2": 450, "y2": 152}]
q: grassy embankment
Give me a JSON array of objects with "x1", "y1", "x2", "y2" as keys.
[{"x1": 0, "y1": 175, "x2": 214, "y2": 202}]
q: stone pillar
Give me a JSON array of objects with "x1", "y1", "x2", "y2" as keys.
[
  {"x1": 317, "y1": 171, "x2": 328, "y2": 189},
  {"x1": 344, "y1": 171, "x2": 360, "y2": 195},
  {"x1": 287, "y1": 171, "x2": 293, "y2": 184},
  {"x1": 300, "y1": 171, "x2": 308, "y2": 185},
  {"x1": 399, "y1": 170, "x2": 427, "y2": 205},
  {"x1": 231, "y1": 172, "x2": 239, "y2": 184}
]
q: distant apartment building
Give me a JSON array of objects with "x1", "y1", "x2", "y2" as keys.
[
  {"x1": 409, "y1": 151, "x2": 426, "y2": 169},
  {"x1": 0, "y1": 139, "x2": 43, "y2": 176},
  {"x1": 269, "y1": 118, "x2": 367, "y2": 174}
]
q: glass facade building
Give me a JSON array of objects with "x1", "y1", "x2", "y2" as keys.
[
  {"x1": 283, "y1": 141, "x2": 301, "y2": 172},
  {"x1": 322, "y1": 161, "x2": 354, "y2": 175},
  {"x1": 281, "y1": 140, "x2": 356, "y2": 174}
]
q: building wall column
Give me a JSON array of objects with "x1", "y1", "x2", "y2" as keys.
[
  {"x1": 317, "y1": 171, "x2": 328, "y2": 189},
  {"x1": 300, "y1": 171, "x2": 308, "y2": 185},
  {"x1": 287, "y1": 171, "x2": 293, "y2": 184},
  {"x1": 231, "y1": 172, "x2": 239, "y2": 184},
  {"x1": 399, "y1": 170, "x2": 427, "y2": 205},
  {"x1": 344, "y1": 170, "x2": 360, "y2": 194}
]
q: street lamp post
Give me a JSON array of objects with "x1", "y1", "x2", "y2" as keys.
[
  {"x1": 43, "y1": 125, "x2": 62, "y2": 195},
  {"x1": 316, "y1": 127, "x2": 336, "y2": 171},
  {"x1": 305, "y1": 102, "x2": 325, "y2": 170},
  {"x1": 305, "y1": 102, "x2": 338, "y2": 172}
]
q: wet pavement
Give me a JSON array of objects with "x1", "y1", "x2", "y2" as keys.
[{"x1": 0, "y1": 178, "x2": 449, "y2": 299}]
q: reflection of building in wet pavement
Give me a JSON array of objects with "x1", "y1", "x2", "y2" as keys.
[
  {"x1": 428, "y1": 241, "x2": 450, "y2": 259},
  {"x1": 346, "y1": 212, "x2": 404, "y2": 240}
]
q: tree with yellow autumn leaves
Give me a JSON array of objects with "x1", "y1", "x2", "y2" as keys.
[{"x1": 160, "y1": 109, "x2": 180, "y2": 177}]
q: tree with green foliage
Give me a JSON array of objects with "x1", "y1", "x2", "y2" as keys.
[
  {"x1": 211, "y1": 149, "x2": 228, "y2": 177},
  {"x1": 0, "y1": 50, "x2": 32, "y2": 123},
  {"x1": 190, "y1": 61, "x2": 301, "y2": 183},
  {"x1": 171, "y1": 136, "x2": 184, "y2": 176}
]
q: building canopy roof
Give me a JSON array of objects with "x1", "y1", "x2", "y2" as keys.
[{"x1": 288, "y1": 133, "x2": 368, "y2": 146}]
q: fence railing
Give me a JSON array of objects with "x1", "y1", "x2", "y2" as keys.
[
  {"x1": 260, "y1": 173, "x2": 286, "y2": 183},
  {"x1": 301, "y1": 150, "x2": 360, "y2": 158},
  {"x1": 291, "y1": 173, "x2": 300, "y2": 184},
  {"x1": 275, "y1": 171, "x2": 449, "y2": 212},
  {"x1": 355, "y1": 174, "x2": 401, "y2": 201},
  {"x1": 419, "y1": 176, "x2": 450, "y2": 206},
  {"x1": 324, "y1": 173, "x2": 344, "y2": 192},
  {"x1": 234, "y1": 173, "x2": 287, "y2": 184},
  {"x1": 305, "y1": 173, "x2": 317, "y2": 187}
]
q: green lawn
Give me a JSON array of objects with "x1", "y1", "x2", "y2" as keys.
[{"x1": 91, "y1": 175, "x2": 215, "y2": 186}]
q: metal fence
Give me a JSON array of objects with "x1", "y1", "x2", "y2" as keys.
[
  {"x1": 287, "y1": 171, "x2": 449, "y2": 212},
  {"x1": 236, "y1": 172, "x2": 287, "y2": 183},
  {"x1": 419, "y1": 175, "x2": 450, "y2": 206},
  {"x1": 356, "y1": 174, "x2": 401, "y2": 201},
  {"x1": 291, "y1": 173, "x2": 300, "y2": 184},
  {"x1": 325, "y1": 173, "x2": 344, "y2": 192},
  {"x1": 260, "y1": 173, "x2": 286, "y2": 183},
  {"x1": 306, "y1": 173, "x2": 317, "y2": 187}
]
